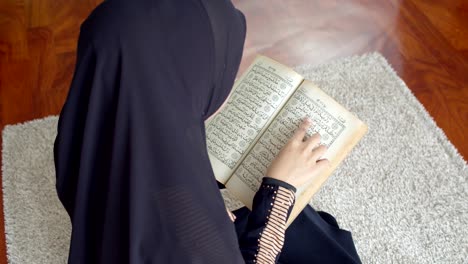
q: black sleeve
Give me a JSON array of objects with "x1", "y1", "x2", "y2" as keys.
[{"x1": 238, "y1": 176, "x2": 297, "y2": 263}]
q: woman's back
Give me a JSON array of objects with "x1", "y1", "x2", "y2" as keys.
[{"x1": 54, "y1": 0, "x2": 247, "y2": 263}]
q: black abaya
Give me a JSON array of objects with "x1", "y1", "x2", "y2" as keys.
[
  {"x1": 54, "y1": 0, "x2": 247, "y2": 262},
  {"x1": 230, "y1": 187, "x2": 362, "y2": 263}
]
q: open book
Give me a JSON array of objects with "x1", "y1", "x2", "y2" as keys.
[{"x1": 205, "y1": 55, "x2": 368, "y2": 227}]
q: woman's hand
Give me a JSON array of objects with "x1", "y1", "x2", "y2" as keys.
[{"x1": 265, "y1": 117, "x2": 330, "y2": 189}]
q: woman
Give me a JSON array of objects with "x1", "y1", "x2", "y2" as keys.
[{"x1": 53, "y1": 0, "x2": 362, "y2": 263}]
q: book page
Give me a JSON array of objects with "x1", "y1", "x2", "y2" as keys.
[
  {"x1": 219, "y1": 189, "x2": 245, "y2": 211},
  {"x1": 204, "y1": 56, "x2": 303, "y2": 184},
  {"x1": 225, "y1": 80, "x2": 367, "y2": 209}
]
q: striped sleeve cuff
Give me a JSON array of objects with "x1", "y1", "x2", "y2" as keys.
[{"x1": 262, "y1": 176, "x2": 297, "y2": 193}]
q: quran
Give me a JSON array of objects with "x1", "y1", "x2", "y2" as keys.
[{"x1": 205, "y1": 55, "x2": 368, "y2": 227}]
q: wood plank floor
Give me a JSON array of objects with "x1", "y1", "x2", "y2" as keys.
[{"x1": 0, "y1": 0, "x2": 467, "y2": 262}]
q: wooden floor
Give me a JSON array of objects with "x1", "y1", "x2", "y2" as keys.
[{"x1": 0, "y1": 0, "x2": 467, "y2": 262}]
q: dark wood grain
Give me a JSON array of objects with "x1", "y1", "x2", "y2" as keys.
[{"x1": 0, "y1": 0, "x2": 467, "y2": 262}]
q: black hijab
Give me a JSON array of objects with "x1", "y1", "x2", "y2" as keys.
[{"x1": 53, "y1": 0, "x2": 246, "y2": 262}]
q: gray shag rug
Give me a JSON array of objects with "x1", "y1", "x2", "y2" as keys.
[{"x1": 2, "y1": 53, "x2": 467, "y2": 263}]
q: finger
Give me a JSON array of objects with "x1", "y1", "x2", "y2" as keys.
[
  {"x1": 226, "y1": 208, "x2": 236, "y2": 222},
  {"x1": 304, "y1": 133, "x2": 321, "y2": 152},
  {"x1": 314, "y1": 158, "x2": 331, "y2": 171},
  {"x1": 310, "y1": 145, "x2": 328, "y2": 162},
  {"x1": 290, "y1": 117, "x2": 312, "y2": 144}
]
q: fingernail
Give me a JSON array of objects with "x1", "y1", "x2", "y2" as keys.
[{"x1": 304, "y1": 117, "x2": 312, "y2": 123}]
